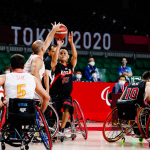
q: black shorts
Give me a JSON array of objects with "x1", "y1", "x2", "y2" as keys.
[{"x1": 51, "y1": 95, "x2": 72, "y2": 115}]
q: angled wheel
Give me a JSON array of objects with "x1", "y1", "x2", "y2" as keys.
[
  {"x1": 137, "y1": 107, "x2": 150, "y2": 139},
  {"x1": 44, "y1": 103, "x2": 59, "y2": 139},
  {"x1": 146, "y1": 115, "x2": 150, "y2": 138},
  {"x1": 0, "y1": 106, "x2": 7, "y2": 131},
  {"x1": 73, "y1": 99, "x2": 88, "y2": 140},
  {"x1": 35, "y1": 105, "x2": 52, "y2": 150},
  {"x1": 103, "y1": 107, "x2": 134, "y2": 142}
]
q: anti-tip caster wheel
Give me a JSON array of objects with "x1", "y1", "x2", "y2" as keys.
[
  {"x1": 61, "y1": 137, "x2": 64, "y2": 142},
  {"x1": 139, "y1": 138, "x2": 144, "y2": 143},
  {"x1": 121, "y1": 137, "x2": 125, "y2": 144}
]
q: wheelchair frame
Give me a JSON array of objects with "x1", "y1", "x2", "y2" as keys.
[
  {"x1": 46, "y1": 99, "x2": 88, "y2": 142},
  {"x1": 0, "y1": 100, "x2": 52, "y2": 150},
  {"x1": 103, "y1": 103, "x2": 150, "y2": 145}
]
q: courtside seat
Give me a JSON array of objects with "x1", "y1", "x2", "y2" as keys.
[
  {"x1": 96, "y1": 62, "x2": 103, "y2": 69},
  {"x1": 78, "y1": 61, "x2": 87, "y2": 70},
  {"x1": 94, "y1": 57, "x2": 104, "y2": 64},
  {"x1": 143, "y1": 60, "x2": 150, "y2": 69},
  {"x1": 109, "y1": 73, "x2": 118, "y2": 82},
  {"x1": 0, "y1": 52, "x2": 8, "y2": 58},
  {"x1": 135, "y1": 59, "x2": 144, "y2": 69},
  {"x1": 2, "y1": 57, "x2": 10, "y2": 65},
  {"x1": 110, "y1": 63, "x2": 118, "y2": 69},
  {"x1": 104, "y1": 63, "x2": 111, "y2": 69}
]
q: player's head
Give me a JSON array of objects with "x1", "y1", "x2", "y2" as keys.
[
  {"x1": 121, "y1": 57, "x2": 127, "y2": 66},
  {"x1": 118, "y1": 75, "x2": 126, "y2": 86},
  {"x1": 48, "y1": 45, "x2": 57, "y2": 57},
  {"x1": 89, "y1": 58, "x2": 95, "y2": 66},
  {"x1": 10, "y1": 54, "x2": 25, "y2": 70},
  {"x1": 32, "y1": 40, "x2": 44, "y2": 55},
  {"x1": 142, "y1": 71, "x2": 150, "y2": 81},
  {"x1": 59, "y1": 48, "x2": 69, "y2": 62},
  {"x1": 4, "y1": 66, "x2": 11, "y2": 74}
]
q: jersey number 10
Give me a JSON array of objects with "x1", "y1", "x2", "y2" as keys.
[{"x1": 124, "y1": 88, "x2": 139, "y2": 100}]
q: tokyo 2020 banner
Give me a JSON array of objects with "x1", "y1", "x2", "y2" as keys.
[{"x1": 0, "y1": 25, "x2": 150, "y2": 52}]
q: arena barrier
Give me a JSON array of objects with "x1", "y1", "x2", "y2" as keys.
[{"x1": 71, "y1": 82, "x2": 116, "y2": 122}]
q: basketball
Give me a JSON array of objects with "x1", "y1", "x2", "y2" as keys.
[{"x1": 55, "y1": 24, "x2": 68, "y2": 39}]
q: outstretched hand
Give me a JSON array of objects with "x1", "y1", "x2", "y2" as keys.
[
  {"x1": 51, "y1": 22, "x2": 62, "y2": 32},
  {"x1": 68, "y1": 31, "x2": 74, "y2": 44},
  {"x1": 56, "y1": 39, "x2": 64, "y2": 47}
]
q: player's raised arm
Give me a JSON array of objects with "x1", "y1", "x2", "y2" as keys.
[
  {"x1": 145, "y1": 82, "x2": 150, "y2": 102},
  {"x1": 43, "y1": 22, "x2": 62, "y2": 53},
  {"x1": 51, "y1": 39, "x2": 64, "y2": 72},
  {"x1": 69, "y1": 31, "x2": 77, "y2": 69}
]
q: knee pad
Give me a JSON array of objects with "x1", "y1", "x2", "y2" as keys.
[{"x1": 63, "y1": 101, "x2": 72, "y2": 112}]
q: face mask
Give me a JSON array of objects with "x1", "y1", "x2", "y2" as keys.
[
  {"x1": 89, "y1": 61, "x2": 95, "y2": 66},
  {"x1": 76, "y1": 74, "x2": 82, "y2": 79},
  {"x1": 122, "y1": 61, "x2": 126, "y2": 65},
  {"x1": 92, "y1": 73, "x2": 97, "y2": 78},
  {"x1": 5, "y1": 71, "x2": 10, "y2": 74},
  {"x1": 119, "y1": 80, "x2": 125, "y2": 86}
]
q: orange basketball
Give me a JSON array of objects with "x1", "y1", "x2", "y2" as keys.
[{"x1": 55, "y1": 24, "x2": 67, "y2": 39}]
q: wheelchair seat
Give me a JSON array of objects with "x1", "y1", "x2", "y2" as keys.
[
  {"x1": 8, "y1": 98, "x2": 36, "y2": 125},
  {"x1": 116, "y1": 99, "x2": 138, "y2": 120}
]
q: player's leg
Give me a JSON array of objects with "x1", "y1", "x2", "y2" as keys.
[{"x1": 61, "y1": 96, "x2": 72, "y2": 130}]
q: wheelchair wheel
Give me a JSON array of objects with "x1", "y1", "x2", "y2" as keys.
[
  {"x1": 73, "y1": 99, "x2": 88, "y2": 140},
  {"x1": 146, "y1": 115, "x2": 150, "y2": 138},
  {"x1": 44, "y1": 103, "x2": 59, "y2": 139},
  {"x1": 137, "y1": 107, "x2": 150, "y2": 139},
  {"x1": 0, "y1": 106, "x2": 7, "y2": 131},
  {"x1": 35, "y1": 106, "x2": 52, "y2": 150},
  {"x1": 103, "y1": 107, "x2": 133, "y2": 142}
]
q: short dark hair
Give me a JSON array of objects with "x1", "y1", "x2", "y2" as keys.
[
  {"x1": 122, "y1": 57, "x2": 127, "y2": 61},
  {"x1": 4, "y1": 66, "x2": 10, "y2": 71},
  {"x1": 60, "y1": 47, "x2": 69, "y2": 53},
  {"x1": 142, "y1": 71, "x2": 150, "y2": 80},
  {"x1": 119, "y1": 75, "x2": 126, "y2": 80},
  {"x1": 91, "y1": 70, "x2": 96, "y2": 75},
  {"x1": 48, "y1": 45, "x2": 57, "y2": 51},
  {"x1": 10, "y1": 54, "x2": 25, "y2": 69}
]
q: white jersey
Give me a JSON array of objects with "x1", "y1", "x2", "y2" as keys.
[
  {"x1": 4, "y1": 72, "x2": 36, "y2": 105},
  {"x1": 24, "y1": 53, "x2": 45, "y2": 80}
]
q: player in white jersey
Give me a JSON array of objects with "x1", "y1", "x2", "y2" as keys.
[
  {"x1": 0, "y1": 54, "x2": 50, "y2": 113},
  {"x1": 24, "y1": 22, "x2": 62, "y2": 82}
]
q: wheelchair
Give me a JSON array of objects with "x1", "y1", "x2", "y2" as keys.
[
  {"x1": 44, "y1": 99, "x2": 88, "y2": 142},
  {"x1": 0, "y1": 98, "x2": 52, "y2": 150},
  {"x1": 103, "y1": 99, "x2": 150, "y2": 144}
]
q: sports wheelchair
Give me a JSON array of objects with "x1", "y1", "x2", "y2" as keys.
[
  {"x1": 43, "y1": 99, "x2": 88, "y2": 142},
  {"x1": 103, "y1": 99, "x2": 150, "y2": 144},
  {"x1": 0, "y1": 98, "x2": 52, "y2": 150}
]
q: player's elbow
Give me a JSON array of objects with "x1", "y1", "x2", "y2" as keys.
[{"x1": 43, "y1": 94, "x2": 50, "y2": 103}]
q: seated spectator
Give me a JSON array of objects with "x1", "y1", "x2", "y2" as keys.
[
  {"x1": 4, "y1": 66, "x2": 11, "y2": 74},
  {"x1": 118, "y1": 57, "x2": 132, "y2": 83},
  {"x1": 90, "y1": 70, "x2": 103, "y2": 82},
  {"x1": 73, "y1": 70, "x2": 84, "y2": 82},
  {"x1": 84, "y1": 58, "x2": 100, "y2": 82},
  {"x1": 112, "y1": 75, "x2": 126, "y2": 94}
]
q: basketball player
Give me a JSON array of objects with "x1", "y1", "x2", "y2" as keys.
[
  {"x1": 43, "y1": 45, "x2": 57, "y2": 93},
  {"x1": 51, "y1": 31, "x2": 77, "y2": 134},
  {"x1": 120, "y1": 71, "x2": 150, "y2": 137},
  {"x1": 24, "y1": 22, "x2": 61, "y2": 99},
  {"x1": 24, "y1": 22, "x2": 61, "y2": 83},
  {"x1": 0, "y1": 54, "x2": 50, "y2": 113}
]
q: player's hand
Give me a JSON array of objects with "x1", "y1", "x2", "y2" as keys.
[
  {"x1": 68, "y1": 31, "x2": 73, "y2": 44},
  {"x1": 51, "y1": 22, "x2": 62, "y2": 32},
  {"x1": 57, "y1": 39, "x2": 64, "y2": 47}
]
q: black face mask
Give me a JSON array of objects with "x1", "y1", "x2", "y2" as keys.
[{"x1": 122, "y1": 61, "x2": 126, "y2": 65}]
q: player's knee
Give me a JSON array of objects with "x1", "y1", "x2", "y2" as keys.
[{"x1": 63, "y1": 103, "x2": 71, "y2": 112}]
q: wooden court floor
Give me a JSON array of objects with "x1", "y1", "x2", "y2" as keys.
[{"x1": 1, "y1": 123, "x2": 150, "y2": 150}]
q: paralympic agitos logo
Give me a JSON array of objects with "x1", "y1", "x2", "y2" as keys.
[{"x1": 101, "y1": 86, "x2": 111, "y2": 106}]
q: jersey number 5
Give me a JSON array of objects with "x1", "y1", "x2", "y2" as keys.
[
  {"x1": 125, "y1": 88, "x2": 139, "y2": 100},
  {"x1": 17, "y1": 84, "x2": 26, "y2": 98}
]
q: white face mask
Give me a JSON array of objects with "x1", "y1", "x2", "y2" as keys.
[
  {"x1": 76, "y1": 74, "x2": 82, "y2": 79},
  {"x1": 89, "y1": 61, "x2": 95, "y2": 66},
  {"x1": 5, "y1": 71, "x2": 10, "y2": 74},
  {"x1": 119, "y1": 80, "x2": 125, "y2": 86},
  {"x1": 92, "y1": 73, "x2": 97, "y2": 78}
]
